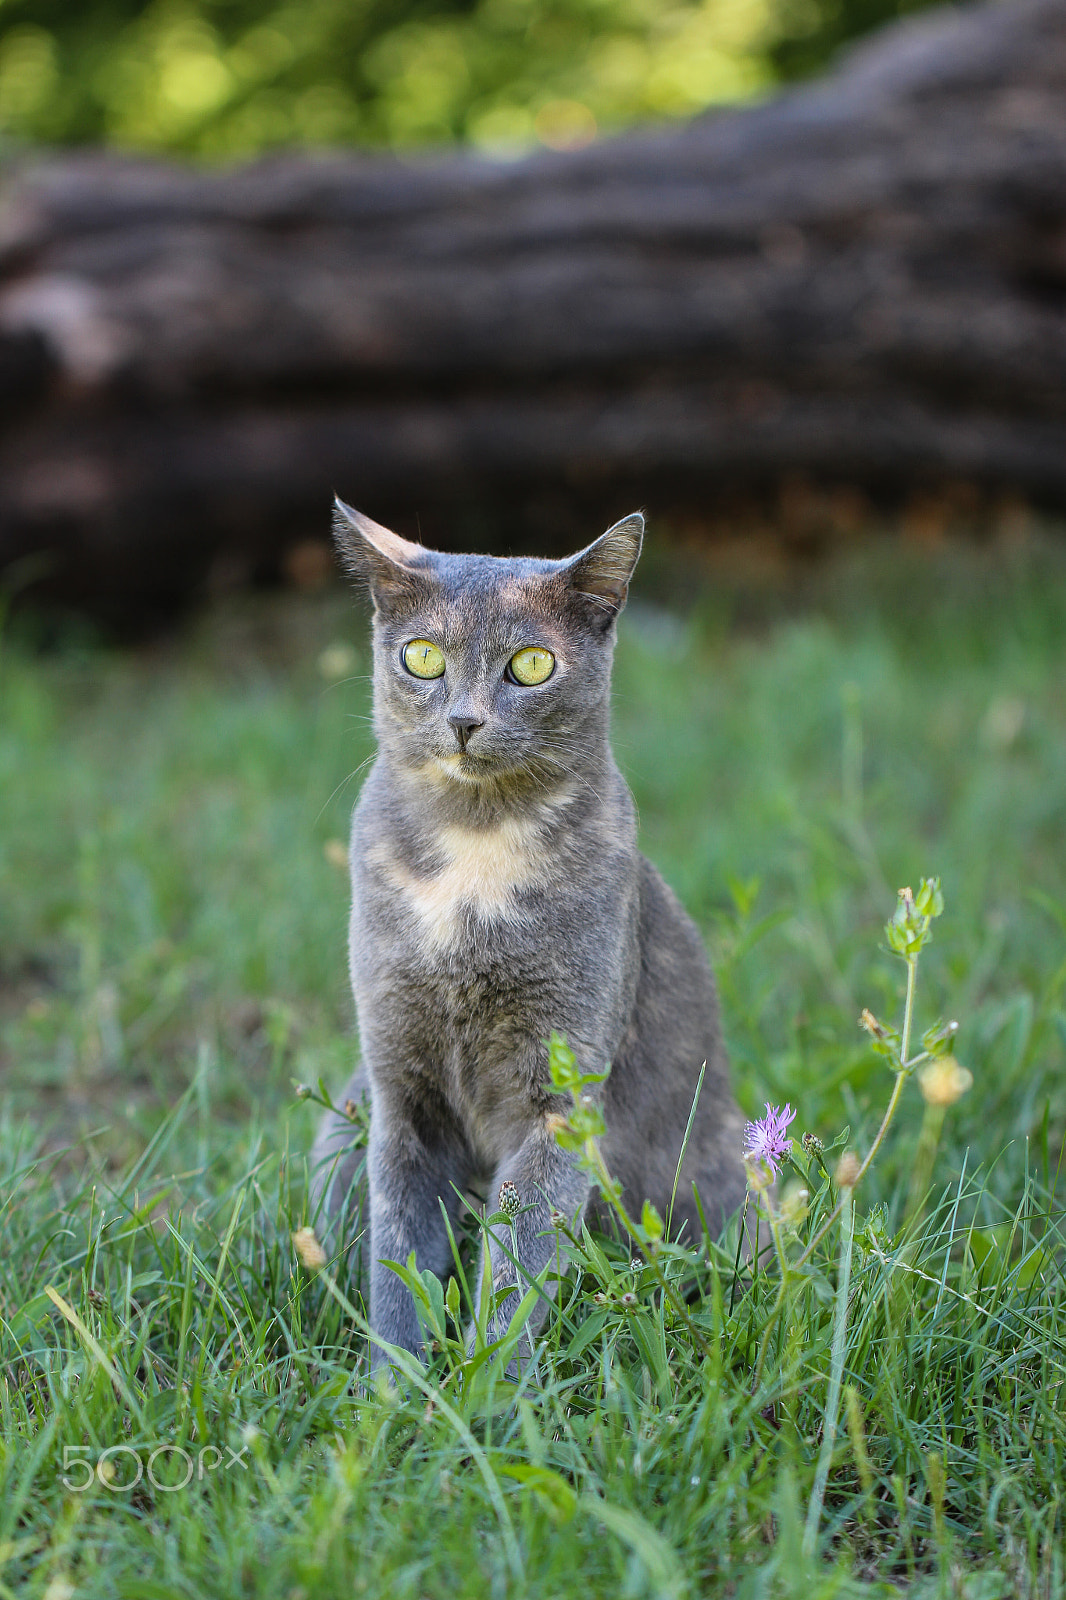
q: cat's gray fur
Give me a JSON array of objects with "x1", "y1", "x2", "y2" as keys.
[{"x1": 311, "y1": 502, "x2": 745, "y2": 1369}]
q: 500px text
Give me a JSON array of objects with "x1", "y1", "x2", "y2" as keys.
[{"x1": 58, "y1": 1443, "x2": 250, "y2": 1492}]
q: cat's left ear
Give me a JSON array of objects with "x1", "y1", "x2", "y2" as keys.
[{"x1": 561, "y1": 512, "x2": 644, "y2": 623}]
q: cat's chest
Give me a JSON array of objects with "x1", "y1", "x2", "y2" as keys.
[
  {"x1": 353, "y1": 817, "x2": 563, "y2": 1160},
  {"x1": 358, "y1": 814, "x2": 556, "y2": 955}
]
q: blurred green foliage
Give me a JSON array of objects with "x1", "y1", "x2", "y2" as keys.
[{"x1": 0, "y1": 0, "x2": 941, "y2": 159}]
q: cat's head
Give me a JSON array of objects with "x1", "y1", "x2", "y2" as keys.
[{"x1": 333, "y1": 500, "x2": 643, "y2": 794}]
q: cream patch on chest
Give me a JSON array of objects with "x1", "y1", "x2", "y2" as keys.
[{"x1": 368, "y1": 814, "x2": 555, "y2": 948}]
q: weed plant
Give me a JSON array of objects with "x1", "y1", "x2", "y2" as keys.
[{"x1": 1, "y1": 537, "x2": 1065, "y2": 1597}]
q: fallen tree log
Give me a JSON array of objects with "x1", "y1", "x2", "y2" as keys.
[{"x1": 1, "y1": 0, "x2": 1065, "y2": 623}]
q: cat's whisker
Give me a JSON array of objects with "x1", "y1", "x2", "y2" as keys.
[
  {"x1": 316, "y1": 753, "x2": 377, "y2": 824},
  {"x1": 320, "y1": 673, "x2": 374, "y2": 694},
  {"x1": 529, "y1": 747, "x2": 609, "y2": 806}
]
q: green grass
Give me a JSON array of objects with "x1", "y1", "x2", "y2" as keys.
[{"x1": 2, "y1": 534, "x2": 1066, "y2": 1598}]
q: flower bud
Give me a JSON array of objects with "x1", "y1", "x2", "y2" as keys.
[
  {"x1": 801, "y1": 1131, "x2": 823, "y2": 1157},
  {"x1": 835, "y1": 1152, "x2": 861, "y2": 1190},
  {"x1": 744, "y1": 1153, "x2": 774, "y2": 1193},
  {"x1": 919, "y1": 1057, "x2": 973, "y2": 1107},
  {"x1": 780, "y1": 1185, "x2": 809, "y2": 1228},
  {"x1": 294, "y1": 1083, "x2": 312, "y2": 1101},
  {"x1": 343, "y1": 1098, "x2": 360, "y2": 1121},
  {"x1": 292, "y1": 1226, "x2": 326, "y2": 1271},
  {"x1": 498, "y1": 1181, "x2": 521, "y2": 1220},
  {"x1": 923, "y1": 1018, "x2": 959, "y2": 1051},
  {"x1": 859, "y1": 1008, "x2": 888, "y2": 1040}
]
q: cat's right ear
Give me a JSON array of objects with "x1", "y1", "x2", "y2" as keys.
[{"x1": 332, "y1": 498, "x2": 432, "y2": 611}]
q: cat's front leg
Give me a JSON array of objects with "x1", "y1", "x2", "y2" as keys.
[
  {"x1": 366, "y1": 1104, "x2": 464, "y2": 1372},
  {"x1": 473, "y1": 1122, "x2": 590, "y2": 1368}
]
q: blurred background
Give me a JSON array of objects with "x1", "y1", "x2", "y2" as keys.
[
  {"x1": 1, "y1": 0, "x2": 1065, "y2": 1198},
  {"x1": 0, "y1": 0, "x2": 935, "y2": 156},
  {"x1": 2, "y1": 0, "x2": 1065, "y2": 627}
]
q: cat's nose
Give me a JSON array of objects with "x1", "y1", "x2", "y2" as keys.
[{"x1": 448, "y1": 714, "x2": 484, "y2": 751}]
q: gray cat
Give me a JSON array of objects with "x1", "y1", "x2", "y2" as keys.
[{"x1": 311, "y1": 501, "x2": 745, "y2": 1371}]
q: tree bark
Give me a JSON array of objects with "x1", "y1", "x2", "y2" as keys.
[{"x1": 1, "y1": 0, "x2": 1065, "y2": 622}]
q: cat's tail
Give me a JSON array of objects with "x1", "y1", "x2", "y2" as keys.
[{"x1": 307, "y1": 1069, "x2": 370, "y2": 1290}]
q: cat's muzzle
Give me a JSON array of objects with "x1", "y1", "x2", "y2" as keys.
[{"x1": 448, "y1": 715, "x2": 484, "y2": 752}]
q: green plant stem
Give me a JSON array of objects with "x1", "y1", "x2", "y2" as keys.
[
  {"x1": 904, "y1": 1102, "x2": 946, "y2": 1224},
  {"x1": 750, "y1": 1271, "x2": 787, "y2": 1396},
  {"x1": 803, "y1": 1185, "x2": 856, "y2": 1557},
  {"x1": 729, "y1": 1191, "x2": 750, "y2": 1316},
  {"x1": 766, "y1": 1202, "x2": 789, "y2": 1281},
  {"x1": 798, "y1": 954, "x2": 918, "y2": 1267},
  {"x1": 311, "y1": 1264, "x2": 525, "y2": 1583},
  {"x1": 754, "y1": 955, "x2": 918, "y2": 1395},
  {"x1": 585, "y1": 1138, "x2": 714, "y2": 1363},
  {"x1": 750, "y1": 1197, "x2": 791, "y2": 1393}
]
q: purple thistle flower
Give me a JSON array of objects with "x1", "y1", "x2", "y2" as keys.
[{"x1": 743, "y1": 1103, "x2": 797, "y2": 1177}]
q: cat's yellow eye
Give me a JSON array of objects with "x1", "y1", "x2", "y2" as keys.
[
  {"x1": 509, "y1": 646, "x2": 555, "y2": 686},
  {"x1": 403, "y1": 639, "x2": 446, "y2": 679}
]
